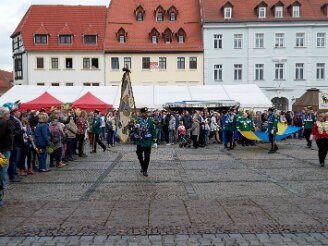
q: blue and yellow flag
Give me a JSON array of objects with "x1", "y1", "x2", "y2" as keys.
[
  {"x1": 117, "y1": 68, "x2": 137, "y2": 144},
  {"x1": 239, "y1": 122, "x2": 301, "y2": 142}
]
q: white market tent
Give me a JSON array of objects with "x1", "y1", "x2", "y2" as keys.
[{"x1": 0, "y1": 84, "x2": 272, "y2": 111}]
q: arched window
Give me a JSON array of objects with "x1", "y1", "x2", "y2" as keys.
[
  {"x1": 167, "y1": 5, "x2": 178, "y2": 21},
  {"x1": 116, "y1": 27, "x2": 127, "y2": 43},
  {"x1": 149, "y1": 28, "x2": 160, "y2": 44},
  {"x1": 254, "y1": 1, "x2": 268, "y2": 18},
  {"x1": 176, "y1": 28, "x2": 186, "y2": 43},
  {"x1": 135, "y1": 5, "x2": 145, "y2": 21},
  {"x1": 162, "y1": 28, "x2": 173, "y2": 44},
  {"x1": 155, "y1": 5, "x2": 165, "y2": 21}
]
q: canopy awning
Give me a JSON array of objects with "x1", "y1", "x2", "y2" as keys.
[{"x1": 19, "y1": 92, "x2": 63, "y2": 112}]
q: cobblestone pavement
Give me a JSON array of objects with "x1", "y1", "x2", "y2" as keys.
[{"x1": 1, "y1": 139, "x2": 328, "y2": 245}]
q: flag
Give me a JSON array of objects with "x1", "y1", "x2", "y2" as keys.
[
  {"x1": 239, "y1": 122, "x2": 301, "y2": 142},
  {"x1": 117, "y1": 68, "x2": 137, "y2": 144}
]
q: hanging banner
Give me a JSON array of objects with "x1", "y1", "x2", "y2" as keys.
[
  {"x1": 117, "y1": 68, "x2": 137, "y2": 144},
  {"x1": 319, "y1": 91, "x2": 328, "y2": 110}
]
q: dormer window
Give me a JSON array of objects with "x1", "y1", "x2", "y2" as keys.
[
  {"x1": 59, "y1": 35, "x2": 72, "y2": 44},
  {"x1": 167, "y1": 5, "x2": 178, "y2": 21},
  {"x1": 135, "y1": 5, "x2": 145, "y2": 21},
  {"x1": 259, "y1": 7, "x2": 266, "y2": 18},
  {"x1": 255, "y1": 2, "x2": 268, "y2": 18},
  {"x1": 149, "y1": 28, "x2": 160, "y2": 44},
  {"x1": 275, "y1": 6, "x2": 283, "y2": 18},
  {"x1": 176, "y1": 28, "x2": 186, "y2": 44},
  {"x1": 162, "y1": 28, "x2": 173, "y2": 44},
  {"x1": 221, "y1": 1, "x2": 233, "y2": 19},
  {"x1": 321, "y1": 4, "x2": 328, "y2": 17},
  {"x1": 224, "y1": 7, "x2": 232, "y2": 19},
  {"x1": 34, "y1": 34, "x2": 48, "y2": 44},
  {"x1": 288, "y1": 1, "x2": 301, "y2": 17},
  {"x1": 116, "y1": 27, "x2": 127, "y2": 43},
  {"x1": 155, "y1": 5, "x2": 165, "y2": 22},
  {"x1": 84, "y1": 35, "x2": 97, "y2": 45},
  {"x1": 293, "y1": 6, "x2": 300, "y2": 17}
]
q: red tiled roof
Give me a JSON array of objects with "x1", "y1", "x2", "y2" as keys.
[
  {"x1": 104, "y1": 0, "x2": 203, "y2": 52},
  {"x1": 11, "y1": 5, "x2": 107, "y2": 51},
  {"x1": 201, "y1": 0, "x2": 328, "y2": 22},
  {"x1": 0, "y1": 70, "x2": 13, "y2": 89}
]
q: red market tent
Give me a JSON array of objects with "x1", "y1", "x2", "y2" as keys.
[
  {"x1": 19, "y1": 92, "x2": 63, "y2": 112},
  {"x1": 72, "y1": 92, "x2": 112, "y2": 113}
]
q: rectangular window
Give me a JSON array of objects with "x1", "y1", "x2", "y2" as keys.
[
  {"x1": 275, "y1": 6, "x2": 283, "y2": 17},
  {"x1": 124, "y1": 57, "x2": 131, "y2": 69},
  {"x1": 317, "y1": 33, "x2": 326, "y2": 47},
  {"x1": 178, "y1": 36, "x2": 184, "y2": 43},
  {"x1": 83, "y1": 83, "x2": 91, "y2": 86},
  {"x1": 177, "y1": 57, "x2": 185, "y2": 70},
  {"x1": 159, "y1": 57, "x2": 167, "y2": 70},
  {"x1": 234, "y1": 64, "x2": 242, "y2": 80},
  {"x1": 65, "y1": 58, "x2": 73, "y2": 69},
  {"x1": 275, "y1": 33, "x2": 284, "y2": 47},
  {"x1": 316, "y1": 63, "x2": 325, "y2": 80},
  {"x1": 83, "y1": 58, "x2": 90, "y2": 69},
  {"x1": 119, "y1": 35, "x2": 125, "y2": 43},
  {"x1": 157, "y1": 12, "x2": 163, "y2": 21},
  {"x1": 255, "y1": 33, "x2": 264, "y2": 48},
  {"x1": 37, "y1": 57, "x2": 44, "y2": 69},
  {"x1": 51, "y1": 83, "x2": 60, "y2": 86},
  {"x1": 224, "y1": 7, "x2": 232, "y2": 19},
  {"x1": 66, "y1": 83, "x2": 74, "y2": 86},
  {"x1": 142, "y1": 57, "x2": 150, "y2": 69},
  {"x1": 59, "y1": 35, "x2": 72, "y2": 44},
  {"x1": 51, "y1": 58, "x2": 58, "y2": 69},
  {"x1": 292, "y1": 6, "x2": 300, "y2": 17},
  {"x1": 170, "y1": 12, "x2": 176, "y2": 21},
  {"x1": 151, "y1": 36, "x2": 157, "y2": 44},
  {"x1": 37, "y1": 83, "x2": 45, "y2": 86},
  {"x1": 214, "y1": 34, "x2": 223, "y2": 49},
  {"x1": 14, "y1": 55, "x2": 22, "y2": 79},
  {"x1": 34, "y1": 34, "x2": 47, "y2": 44},
  {"x1": 84, "y1": 35, "x2": 97, "y2": 44},
  {"x1": 165, "y1": 36, "x2": 171, "y2": 44},
  {"x1": 111, "y1": 57, "x2": 119, "y2": 70},
  {"x1": 189, "y1": 57, "x2": 197, "y2": 69},
  {"x1": 234, "y1": 34, "x2": 243, "y2": 49},
  {"x1": 92, "y1": 83, "x2": 100, "y2": 86},
  {"x1": 255, "y1": 64, "x2": 264, "y2": 80},
  {"x1": 137, "y1": 12, "x2": 143, "y2": 21},
  {"x1": 258, "y1": 7, "x2": 266, "y2": 18},
  {"x1": 214, "y1": 64, "x2": 223, "y2": 81},
  {"x1": 91, "y1": 58, "x2": 99, "y2": 69},
  {"x1": 275, "y1": 63, "x2": 284, "y2": 80},
  {"x1": 295, "y1": 63, "x2": 304, "y2": 80},
  {"x1": 317, "y1": 63, "x2": 325, "y2": 79},
  {"x1": 296, "y1": 33, "x2": 305, "y2": 47}
]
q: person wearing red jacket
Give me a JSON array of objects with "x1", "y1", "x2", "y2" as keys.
[{"x1": 311, "y1": 113, "x2": 328, "y2": 167}]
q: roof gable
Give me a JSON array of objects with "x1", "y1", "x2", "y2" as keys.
[
  {"x1": 12, "y1": 5, "x2": 107, "y2": 51},
  {"x1": 105, "y1": 0, "x2": 203, "y2": 52},
  {"x1": 201, "y1": 0, "x2": 328, "y2": 22}
]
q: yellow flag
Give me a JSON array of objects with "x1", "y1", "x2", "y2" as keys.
[{"x1": 117, "y1": 68, "x2": 136, "y2": 144}]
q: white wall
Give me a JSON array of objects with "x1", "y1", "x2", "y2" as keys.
[
  {"x1": 203, "y1": 22, "x2": 328, "y2": 109},
  {"x1": 27, "y1": 51, "x2": 105, "y2": 86}
]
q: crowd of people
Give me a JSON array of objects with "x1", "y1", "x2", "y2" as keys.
[{"x1": 0, "y1": 104, "x2": 327, "y2": 206}]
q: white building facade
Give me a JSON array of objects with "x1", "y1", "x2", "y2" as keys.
[
  {"x1": 11, "y1": 5, "x2": 107, "y2": 87},
  {"x1": 202, "y1": 0, "x2": 328, "y2": 110}
]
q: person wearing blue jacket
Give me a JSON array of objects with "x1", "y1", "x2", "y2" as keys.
[{"x1": 34, "y1": 113, "x2": 51, "y2": 172}]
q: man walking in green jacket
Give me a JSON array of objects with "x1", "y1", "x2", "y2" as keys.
[
  {"x1": 91, "y1": 109, "x2": 107, "y2": 153},
  {"x1": 134, "y1": 107, "x2": 156, "y2": 177}
]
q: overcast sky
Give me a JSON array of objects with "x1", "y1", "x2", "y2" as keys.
[{"x1": 0, "y1": 0, "x2": 109, "y2": 71}]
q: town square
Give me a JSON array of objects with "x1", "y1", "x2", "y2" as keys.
[{"x1": 0, "y1": 0, "x2": 328, "y2": 245}]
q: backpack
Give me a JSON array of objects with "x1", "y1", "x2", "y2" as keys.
[{"x1": 50, "y1": 123, "x2": 61, "y2": 143}]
